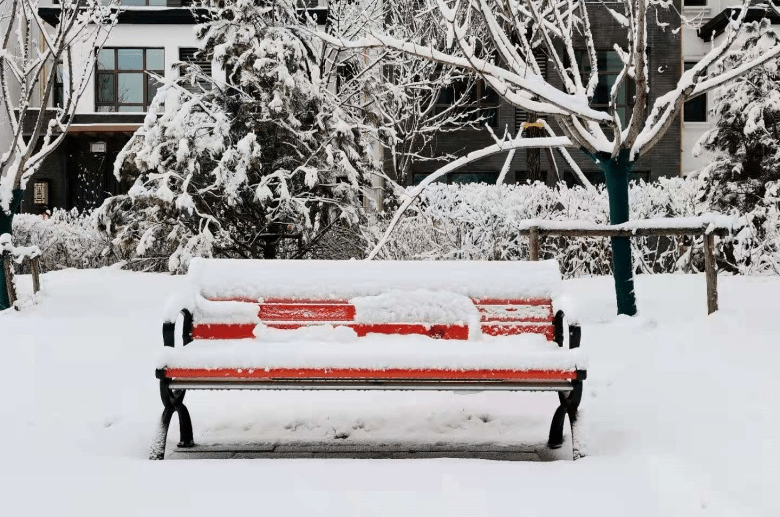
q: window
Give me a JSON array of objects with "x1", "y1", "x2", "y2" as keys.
[
  {"x1": 53, "y1": 63, "x2": 64, "y2": 108},
  {"x1": 516, "y1": 50, "x2": 548, "y2": 126},
  {"x1": 96, "y1": 48, "x2": 164, "y2": 112},
  {"x1": 102, "y1": 0, "x2": 191, "y2": 5},
  {"x1": 576, "y1": 50, "x2": 635, "y2": 126},
  {"x1": 119, "y1": 0, "x2": 166, "y2": 4},
  {"x1": 435, "y1": 79, "x2": 499, "y2": 127},
  {"x1": 412, "y1": 171, "x2": 499, "y2": 185},
  {"x1": 683, "y1": 62, "x2": 707, "y2": 122},
  {"x1": 178, "y1": 48, "x2": 212, "y2": 93}
]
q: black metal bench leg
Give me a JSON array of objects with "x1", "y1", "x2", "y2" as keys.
[
  {"x1": 175, "y1": 394, "x2": 195, "y2": 448},
  {"x1": 149, "y1": 380, "x2": 195, "y2": 460},
  {"x1": 567, "y1": 381, "x2": 584, "y2": 460},
  {"x1": 150, "y1": 405, "x2": 175, "y2": 460},
  {"x1": 547, "y1": 381, "x2": 583, "y2": 458},
  {"x1": 547, "y1": 401, "x2": 568, "y2": 449}
]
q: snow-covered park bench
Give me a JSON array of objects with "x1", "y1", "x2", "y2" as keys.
[{"x1": 152, "y1": 259, "x2": 587, "y2": 460}]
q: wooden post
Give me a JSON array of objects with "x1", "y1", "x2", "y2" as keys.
[
  {"x1": 30, "y1": 256, "x2": 41, "y2": 294},
  {"x1": 529, "y1": 227, "x2": 540, "y2": 261},
  {"x1": 2, "y1": 252, "x2": 16, "y2": 307},
  {"x1": 704, "y1": 232, "x2": 718, "y2": 315}
]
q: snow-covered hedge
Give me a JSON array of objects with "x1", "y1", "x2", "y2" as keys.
[
  {"x1": 11, "y1": 210, "x2": 121, "y2": 272},
  {"x1": 369, "y1": 177, "x2": 780, "y2": 276},
  {"x1": 11, "y1": 177, "x2": 780, "y2": 276}
]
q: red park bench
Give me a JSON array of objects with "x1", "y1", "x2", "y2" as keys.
[{"x1": 152, "y1": 259, "x2": 587, "y2": 459}]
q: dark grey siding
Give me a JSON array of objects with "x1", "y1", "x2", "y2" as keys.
[{"x1": 393, "y1": 3, "x2": 682, "y2": 186}]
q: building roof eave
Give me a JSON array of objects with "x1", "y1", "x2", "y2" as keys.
[
  {"x1": 38, "y1": 6, "x2": 329, "y2": 27},
  {"x1": 698, "y1": 7, "x2": 780, "y2": 42}
]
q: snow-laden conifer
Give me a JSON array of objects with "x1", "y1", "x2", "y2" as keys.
[
  {"x1": 100, "y1": 0, "x2": 381, "y2": 272},
  {"x1": 696, "y1": 19, "x2": 780, "y2": 213}
]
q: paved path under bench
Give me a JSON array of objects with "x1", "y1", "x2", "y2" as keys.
[{"x1": 168, "y1": 441, "x2": 571, "y2": 461}]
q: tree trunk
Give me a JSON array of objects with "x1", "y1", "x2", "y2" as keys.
[
  {"x1": 0, "y1": 189, "x2": 23, "y2": 311},
  {"x1": 523, "y1": 118, "x2": 544, "y2": 182},
  {"x1": 599, "y1": 151, "x2": 638, "y2": 316}
]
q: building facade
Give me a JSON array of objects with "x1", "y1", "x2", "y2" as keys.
[
  {"x1": 15, "y1": 1, "x2": 780, "y2": 214},
  {"x1": 682, "y1": 1, "x2": 780, "y2": 175}
]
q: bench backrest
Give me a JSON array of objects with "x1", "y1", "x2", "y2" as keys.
[{"x1": 181, "y1": 259, "x2": 565, "y2": 343}]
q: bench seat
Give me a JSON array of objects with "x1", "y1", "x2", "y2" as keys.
[{"x1": 159, "y1": 333, "x2": 586, "y2": 389}]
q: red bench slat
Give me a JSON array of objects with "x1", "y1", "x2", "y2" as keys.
[
  {"x1": 193, "y1": 323, "x2": 256, "y2": 340},
  {"x1": 194, "y1": 322, "x2": 471, "y2": 340},
  {"x1": 259, "y1": 303, "x2": 356, "y2": 321},
  {"x1": 164, "y1": 367, "x2": 577, "y2": 381},
  {"x1": 477, "y1": 305, "x2": 553, "y2": 323},
  {"x1": 472, "y1": 298, "x2": 552, "y2": 306},
  {"x1": 194, "y1": 298, "x2": 556, "y2": 341},
  {"x1": 482, "y1": 323, "x2": 555, "y2": 341}
]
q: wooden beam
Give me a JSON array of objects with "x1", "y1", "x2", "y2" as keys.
[
  {"x1": 516, "y1": 227, "x2": 730, "y2": 238},
  {"x1": 67, "y1": 124, "x2": 141, "y2": 133},
  {"x1": 30, "y1": 257, "x2": 41, "y2": 294},
  {"x1": 704, "y1": 232, "x2": 718, "y2": 314},
  {"x1": 2, "y1": 252, "x2": 16, "y2": 307},
  {"x1": 516, "y1": 223, "x2": 729, "y2": 315},
  {"x1": 529, "y1": 227, "x2": 540, "y2": 261}
]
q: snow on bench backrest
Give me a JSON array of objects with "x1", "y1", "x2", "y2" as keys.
[
  {"x1": 188, "y1": 258, "x2": 562, "y2": 300},
  {"x1": 185, "y1": 259, "x2": 565, "y2": 341}
]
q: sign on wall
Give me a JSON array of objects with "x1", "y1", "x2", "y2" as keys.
[{"x1": 33, "y1": 180, "x2": 50, "y2": 206}]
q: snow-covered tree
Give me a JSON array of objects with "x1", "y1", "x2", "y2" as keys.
[
  {"x1": 99, "y1": 0, "x2": 381, "y2": 272},
  {"x1": 308, "y1": 1, "x2": 485, "y2": 190},
  {"x1": 0, "y1": 0, "x2": 115, "y2": 309},
  {"x1": 368, "y1": 1, "x2": 486, "y2": 186},
  {"x1": 696, "y1": 19, "x2": 780, "y2": 213},
  {"x1": 318, "y1": 0, "x2": 780, "y2": 315}
]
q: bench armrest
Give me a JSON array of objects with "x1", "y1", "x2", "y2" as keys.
[
  {"x1": 162, "y1": 309, "x2": 193, "y2": 348},
  {"x1": 568, "y1": 324, "x2": 581, "y2": 349},
  {"x1": 553, "y1": 310, "x2": 581, "y2": 350}
]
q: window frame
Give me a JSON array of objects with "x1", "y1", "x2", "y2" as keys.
[
  {"x1": 683, "y1": 62, "x2": 707, "y2": 123},
  {"x1": 53, "y1": 62, "x2": 64, "y2": 109},
  {"x1": 434, "y1": 78, "x2": 500, "y2": 128},
  {"x1": 575, "y1": 49, "x2": 636, "y2": 127},
  {"x1": 178, "y1": 47, "x2": 213, "y2": 93},
  {"x1": 412, "y1": 170, "x2": 500, "y2": 185},
  {"x1": 107, "y1": 0, "x2": 175, "y2": 5},
  {"x1": 95, "y1": 47, "x2": 165, "y2": 113}
]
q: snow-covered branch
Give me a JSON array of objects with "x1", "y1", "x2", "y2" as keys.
[
  {"x1": 0, "y1": 0, "x2": 117, "y2": 212},
  {"x1": 368, "y1": 134, "x2": 572, "y2": 259}
]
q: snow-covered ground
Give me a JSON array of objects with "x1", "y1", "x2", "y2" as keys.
[{"x1": 1, "y1": 268, "x2": 778, "y2": 516}]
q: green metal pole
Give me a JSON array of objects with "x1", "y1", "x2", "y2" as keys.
[
  {"x1": 0, "y1": 189, "x2": 24, "y2": 311},
  {"x1": 601, "y1": 151, "x2": 637, "y2": 316}
]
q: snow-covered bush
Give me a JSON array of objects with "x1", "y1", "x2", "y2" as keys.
[
  {"x1": 99, "y1": 0, "x2": 381, "y2": 273},
  {"x1": 369, "y1": 177, "x2": 780, "y2": 277},
  {"x1": 695, "y1": 20, "x2": 780, "y2": 214},
  {"x1": 11, "y1": 210, "x2": 120, "y2": 272},
  {"x1": 16, "y1": 179, "x2": 780, "y2": 276},
  {"x1": 727, "y1": 181, "x2": 780, "y2": 275}
]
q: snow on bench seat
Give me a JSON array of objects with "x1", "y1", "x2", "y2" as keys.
[{"x1": 159, "y1": 330, "x2": 587, "y2": 374}]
